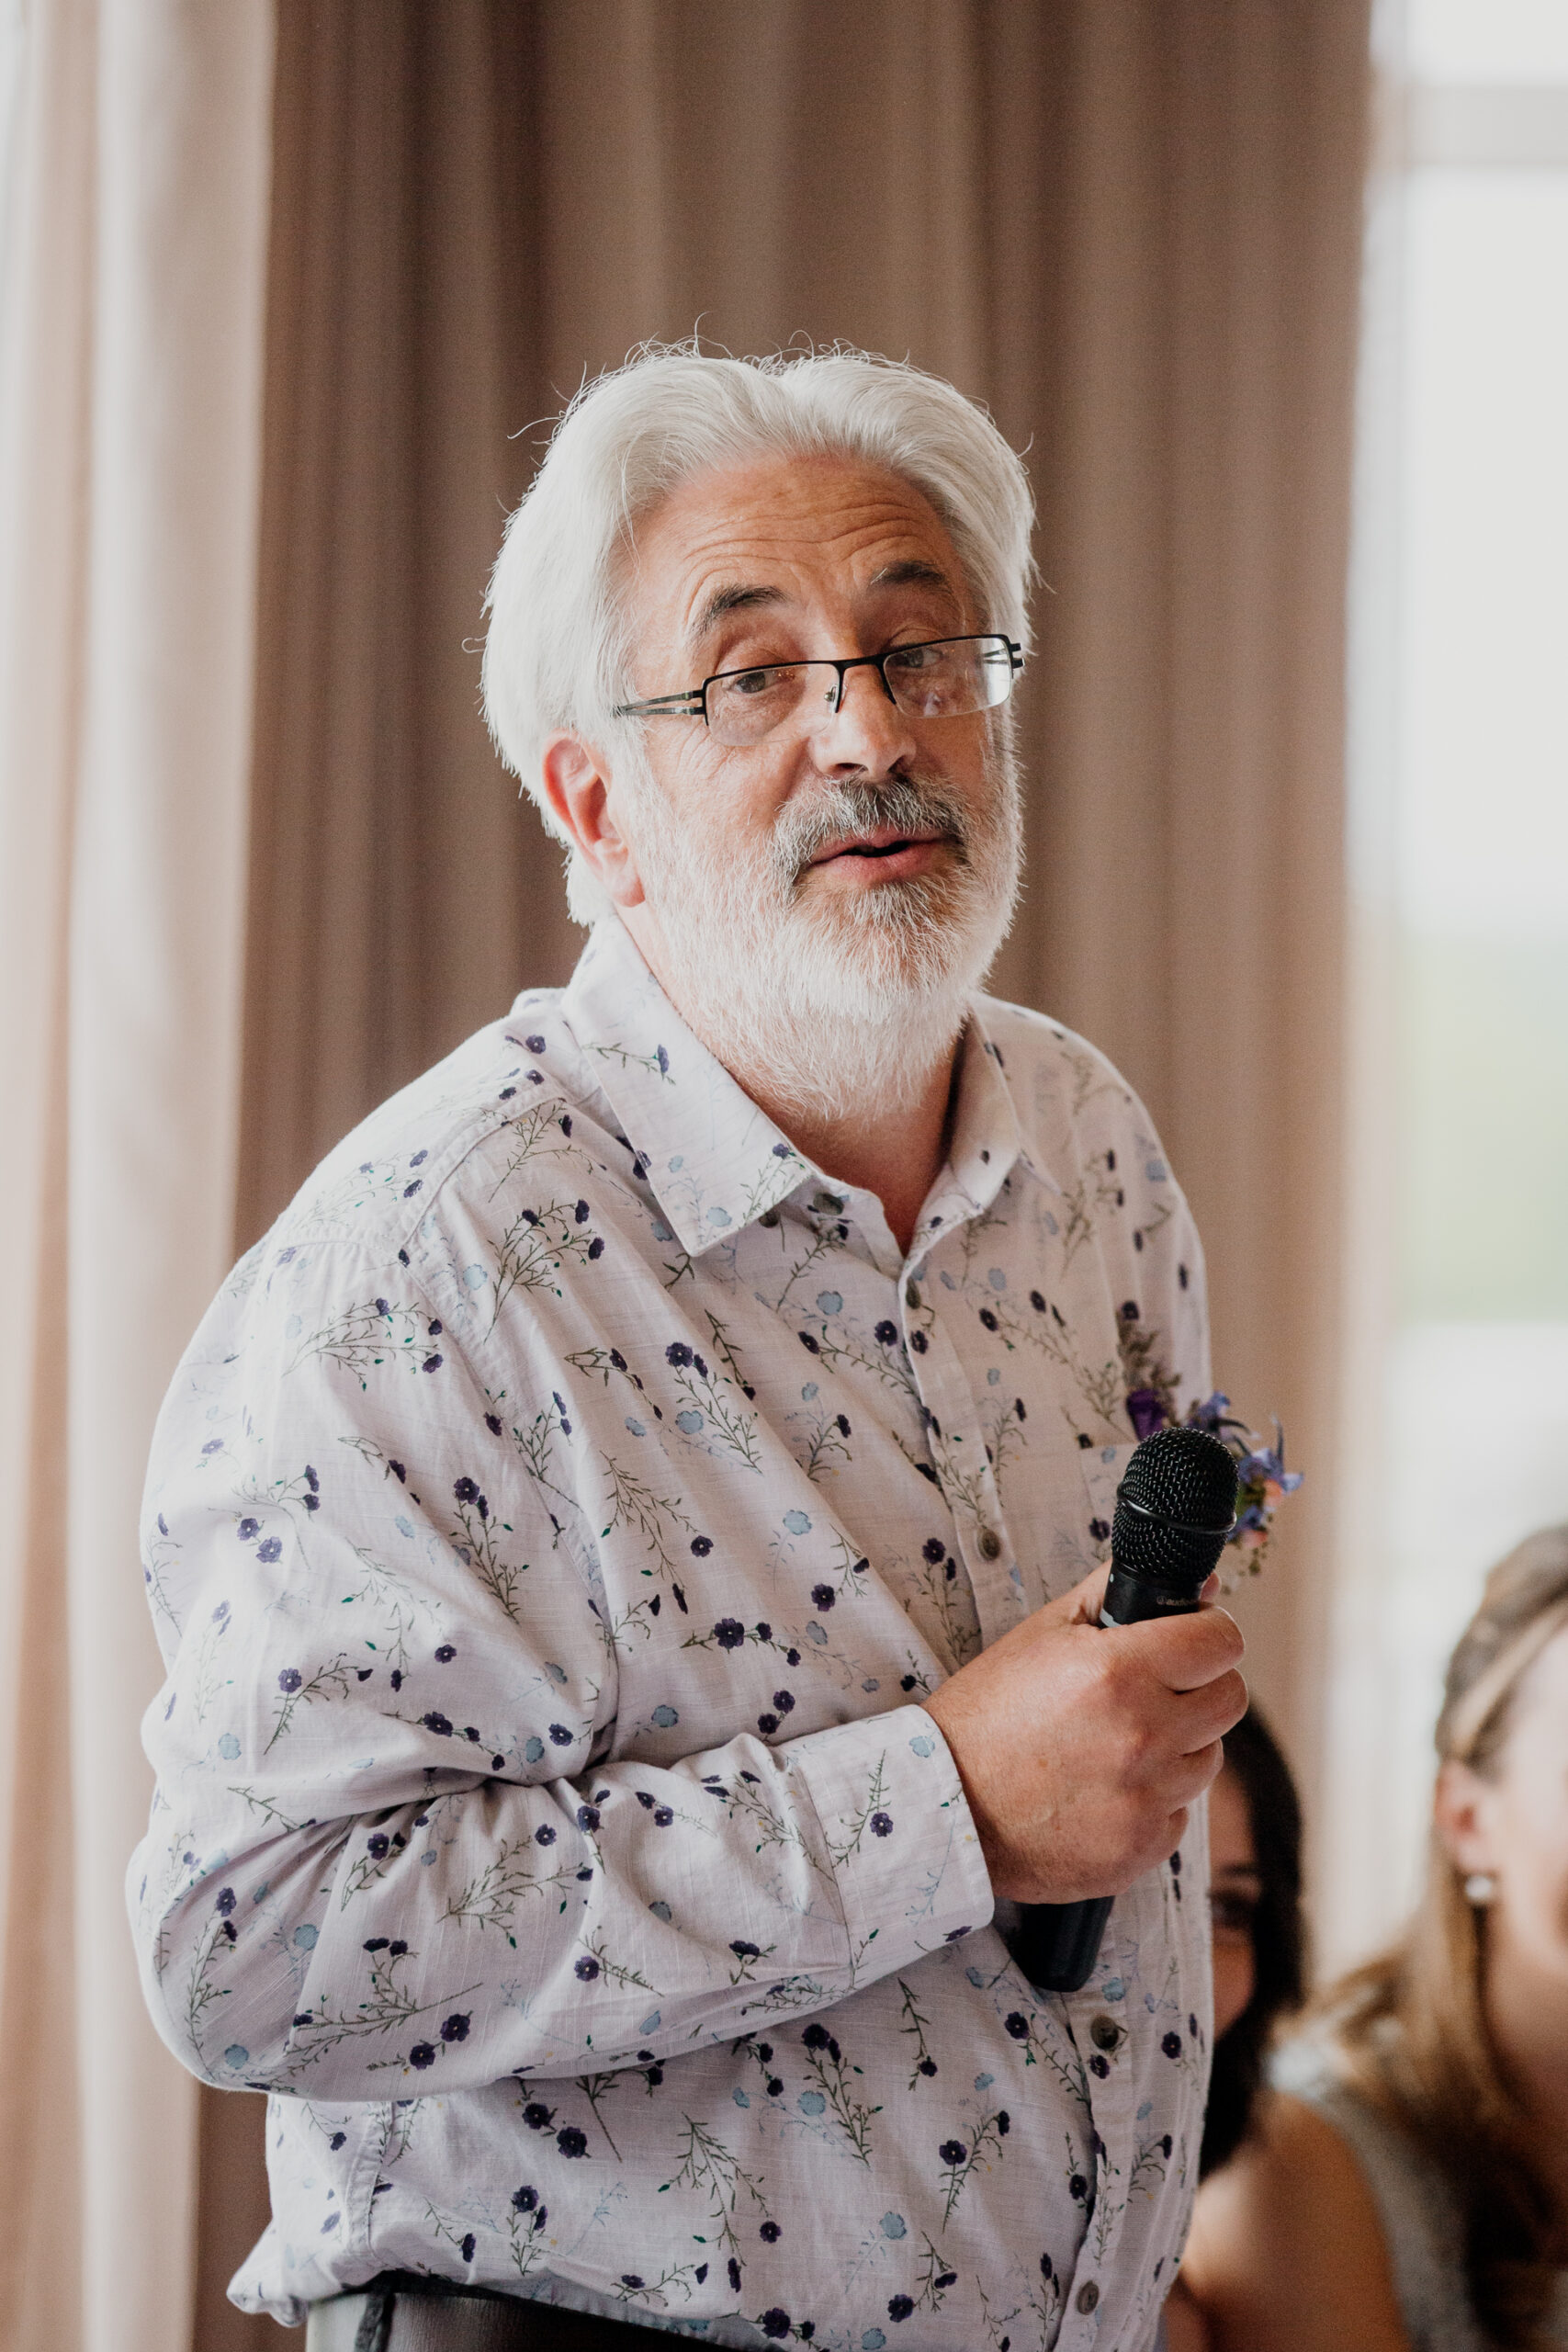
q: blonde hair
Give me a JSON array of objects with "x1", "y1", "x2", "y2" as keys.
[{"x1": 1324, "y1": 1526, "x2": 1568, "y2": 2347}]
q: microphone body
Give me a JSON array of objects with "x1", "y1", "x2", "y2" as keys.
[{"x1": 1010, "y1": 1423, "x2": 1239, "y2": 1995}]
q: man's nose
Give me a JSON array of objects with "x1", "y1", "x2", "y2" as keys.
[{"x1": 809, "y1": 662, "x2": 918, "y2": 775}]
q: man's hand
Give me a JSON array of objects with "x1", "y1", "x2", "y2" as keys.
[{"x1": 923, "y1": 1566, "x2": 1246, "y2": 1905}]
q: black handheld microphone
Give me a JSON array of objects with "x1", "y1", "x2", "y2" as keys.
[{"x1": 1010, "y1": 1422, "x2": 1240, "y2": 1994}]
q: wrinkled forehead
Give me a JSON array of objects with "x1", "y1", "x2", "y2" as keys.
[{"x1": 619, "y1": 452, "x2": 974, "y2": 658}]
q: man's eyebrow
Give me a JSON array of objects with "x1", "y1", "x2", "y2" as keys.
[
  {"x1": 688, "y1": 582, "x2": 787, "y2": 646},
  {"x1": 868, "y1": 558, "x2": 960, "y2": 596}
]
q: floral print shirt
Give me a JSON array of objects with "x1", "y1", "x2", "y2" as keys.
[{"x1": 130, "y1": 916, "x2": 1213, "y2": 2351}]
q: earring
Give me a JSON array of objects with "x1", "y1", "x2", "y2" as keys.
[{"x1": 1463, "y1": 1871, "x2": 1498, "y2": 1905}]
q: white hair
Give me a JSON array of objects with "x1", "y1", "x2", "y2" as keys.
[{"x1": 481, "y1": 341, "x2": 1036, "y2": 923}]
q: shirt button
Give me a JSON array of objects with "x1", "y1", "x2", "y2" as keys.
[
  {"x1": 1089, "y1": 2014, "x2": 1122, "y2": 2052},
  {"x1": 905, "y1": 1279, "x2": 920, "y2": 1309},
  {"x1": 977, "y1": 1526, "x2": 1002, "y2": 1561},
  {"x1": 1076, "y1": 2281, "x2": 1100, "y2": 2314}
]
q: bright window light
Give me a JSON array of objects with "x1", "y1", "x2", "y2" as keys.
[{"x1": 1325, "y1": 0, "x2": 1568, "y2": 1968}]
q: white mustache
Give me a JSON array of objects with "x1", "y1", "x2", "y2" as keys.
[{"x1": 770, "y1": 781, "x2": 973, "y2": 887}]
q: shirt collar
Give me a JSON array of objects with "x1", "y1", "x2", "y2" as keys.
[
  {"x1": 908, "y1": 999, "x2": 1059, "y2": 1260},
  {"x1": 556, "y1": 918, "x2": 1056, "y2": 1261},
  {"x1": 559, "y1": 921, "x2": 810, "y2": 1257}
]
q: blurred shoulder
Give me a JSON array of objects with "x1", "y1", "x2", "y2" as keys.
[{"x1": 1180, "y1": 2091, "x2": 1412, "y2": 2352}]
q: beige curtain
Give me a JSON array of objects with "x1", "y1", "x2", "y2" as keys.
[
  {"x1": 0, "y1": 5, "x2": 275, "y2": 2350},
  {"x1": 0, "y1": 3, "x2": 1368, "y2": 2342}
]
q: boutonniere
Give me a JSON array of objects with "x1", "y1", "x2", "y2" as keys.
[
  {"x1": 1114, "y1": 1306, "x2": 1303, "y2": 1578},
  {"x1": 1182, "y1": 1392, "x2": 1303, "y2": 1579}
]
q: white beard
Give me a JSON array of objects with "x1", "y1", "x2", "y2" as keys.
[{"x1": 623, "y1": 738, "x2": 1023, "y2": 1124}]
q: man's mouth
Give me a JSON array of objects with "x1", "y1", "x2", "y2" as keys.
[{"x1": 807, "y1": 826, "x2": 950, "y2": 867}]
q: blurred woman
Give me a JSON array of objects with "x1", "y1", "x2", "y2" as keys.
[
  {"x1": 1162, "y1": 1706, "x2": 1307, "y2": 2351},
  {"x1": 1200, "y1": 1705, "x2": 1309, "y2": 2176},
  {"x1": 1180, "y1": 1524, "x2": 1568, "y2": 2350}
]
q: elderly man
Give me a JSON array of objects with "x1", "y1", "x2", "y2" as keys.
[{"x1": 131, "y1": 348, "x2": 1244, "y2": 2352}]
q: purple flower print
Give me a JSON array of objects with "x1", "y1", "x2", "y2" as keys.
[{"x1": 1126, "y1": 1387, "x2": 1168, "y2": 1439}]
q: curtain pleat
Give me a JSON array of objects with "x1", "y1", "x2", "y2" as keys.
[
  {"x1": 0, "y1": 5, "x2": 276, "y2": 2349},
  {"x1": 222, "y1": 2, "x2": 1368, "y2": 2338}
]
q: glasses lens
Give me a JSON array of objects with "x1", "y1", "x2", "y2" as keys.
[
  {"x1": 884, "y1": 638, "x2": 1014, "y2": 719},
  {"x1": 705, "y1": 662, "x2": 814, "y2": 747}
]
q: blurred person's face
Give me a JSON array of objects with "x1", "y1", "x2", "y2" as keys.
[
  {"x1": 1438, "y1": 1623, "x2": 1568, "y2": 1987},
  {"x1": 1209, "y1": 1765, "x2": 1264, "y2": 2040},
  {"x1": 548, "y1": 453, "x2": 1021, "y2": 1116}
]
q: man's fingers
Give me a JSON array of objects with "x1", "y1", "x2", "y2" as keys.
[
  {"x1": 1171, "y1": 1667, "x2": 1248, "y2": 1754},
  {"x1": 1162, "y1": 1736, "x2": 1229, "y2": 1810},
  {"x1": 1124, "y1": 1602, "x2": 1245, "y2": 1692},
  {"x1": 1060, "y1": 1561, "x2": 1111, "y2": 1627}
]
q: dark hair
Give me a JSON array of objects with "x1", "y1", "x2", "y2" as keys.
[{"x1": 1200, "y1": 1703, "x2": 1307, "y2": 2177}]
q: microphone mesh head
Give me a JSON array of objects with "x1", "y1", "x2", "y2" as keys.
[{"x1": 1111, "y1": 1423, "x2": 1239, "y2": 1591}]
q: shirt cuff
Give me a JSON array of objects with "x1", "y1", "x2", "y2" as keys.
[{"x1": 790, "y1": 1704, "x2": 995, "y2": 1979}]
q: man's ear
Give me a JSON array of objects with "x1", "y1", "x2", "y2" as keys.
[
  {"x1": 1433, "y1": 1757, "x2": 1498, "y2": 1877},
  {"x1": 540, "y1": 733, "x2": 645, "y2": 909}
]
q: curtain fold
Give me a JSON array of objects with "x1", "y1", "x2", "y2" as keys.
[{"x1": 0, "y1": 5, "x2": 275, "y2": 2348}]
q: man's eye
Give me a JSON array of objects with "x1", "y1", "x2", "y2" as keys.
[
  {"x1": 718, "y1": 665, "x2": 793, "y2": 699},
  {"x1": 886, "y1": 643, "x2": 941, "y2": 673}
]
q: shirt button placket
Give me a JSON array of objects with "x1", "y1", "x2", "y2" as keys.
[{"x1": 900, "y1": 1275, "x2": 1020, "y2": 1642}]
